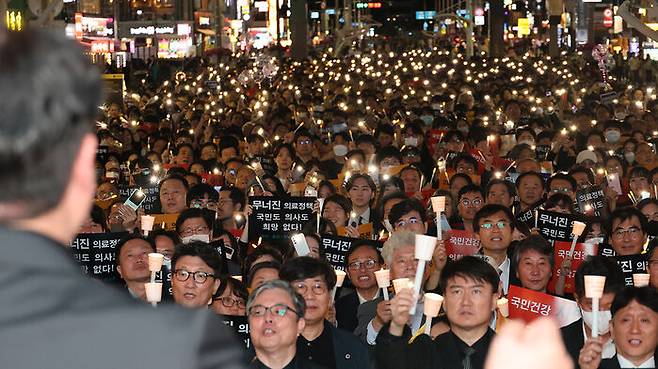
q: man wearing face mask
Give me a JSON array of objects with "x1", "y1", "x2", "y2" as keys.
[
  {"x1": 176, "y1": 208, "x2": 215, "y2": 244},
  {"x1": 603, "y1": 121, "x2": 623, "y2": 151},
  {"x1": 319, "y1": 132, "x2": 349, "y2": 179},
  {"x1": 561, "y1": 256, "x2": 626, "y2": 368}
]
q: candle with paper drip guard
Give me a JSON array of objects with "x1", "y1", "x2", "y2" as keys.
[
  {"x1": 374, "y1": 268, "x2": 391, "y2": 300},
  {"x1": 146, "y1": 253, "x2": 164, "y2": 306},
  {"x1": 497, "y1": 297, "x2": 509, "y2": 317},
  {"x1": 392, "y1": 278, "x2": 413, "y2": 294},
  {"x1": 584, "y1": 275, "x2": 606, "y2": 338},
  {"x1": 632, "y1": 273, "x2": 650, "y2": 287},
  {"x1": 331, "y1": 269, "x2": 346, "y2": 302},
  {"x1": 431, "y1": 196, "x2": 446, "y2": 240},
  {"x1": 423, "y1": 293, "x2": 444, "y2": 335},
  {"x1": 569, "y1": 221, "x2": 587, "y2": 255},
  {"x1": 141, "y1": 215, "x2": 155, "y2": 236},
  {"x1": 410, "y1": 235, "x2": 438, "y2": 314},
  {"x1": 317, "y1": 198, "x2": 325, "y2": 234}
]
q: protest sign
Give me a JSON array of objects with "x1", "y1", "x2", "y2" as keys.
[
  {"x1": 508, "y1": 285, "x2": 581, "y2": 327},
  {"x1": 547, "y1": 241, "x2": 599, "y2": 294},
  {"x1": 444, "y1": 230, "x2": 480, "y2": 261},
  {"x1": 576, "y1": 186, "x2": 608, "y2": 218},
  {"x1": 70, "y1": 232, "x2": 128, "y2": 282},
  {"x1": 152, "y1": 213, "x2": 179, "y2": 231},
  {"x1": 248, "y1": 196, "x2": 316, "y2": 242},
  {"x1": 337, "y1": 223, "x2": 374, "y2": 239},
  {"x1": 320, "y1": 234, "x2": 383, "y2": 272},
  {"x1": 221, "y1": 315, "x2": 251, "y2": 349},
  {"x1": 536, "y1": 209, "x2": 588, "y2": 246},
  {"x1": 613, "y1": 254, "x2": 649, "y2": 286}
]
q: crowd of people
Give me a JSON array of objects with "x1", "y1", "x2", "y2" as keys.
[{"x1": 2, "y1": 28, "x2": 658, "y2": 369}]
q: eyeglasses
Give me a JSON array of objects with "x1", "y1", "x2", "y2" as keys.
[
  {"x1": 551, "y1": 187, "x2": 571, "y2": 194},
  {"x1": 292, "y1": 281, "x2": 328, "y2": 296},
  {"x1": 248, "y1": 303, "x2": 298, "y2": 318},
  {"x1": 612, "y1": 227, "x2": 642, "y2": 239},
  {"x1": 179, "y1": 226, "x2": 209, "y2": 237},
  {"x1": 217, "y1": 296, "x2": 247, "y2": 309},
  {"x1": 460, "y1": 198, "x2": 483, "y2": 207},
  {"x1": 173, "y1": 269, "x2": 215, "y2": 284},
  {"x1": 480, "y1": 221, "x2": 508, "y2": 230},
  {"x1": 298, "y1": 139, "x2": 312, "y2": 145},
  {"x1": 348, "y1": 259, "x2": 378, "y2": 271},
  {"x1": 190, "y1": 199, "x2": 218, "y2": 210},
  {"x1": 395, "y1": 217, "x2": 421, "y2": 228}
]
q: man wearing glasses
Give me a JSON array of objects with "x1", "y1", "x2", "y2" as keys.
[
  {"x1": 474, "y1": 204, "x2": 518, "y2": 295},
  {"x1": 280, "y1": 257, "x2": 372, "y2": 369},
  {"x1": 336, "y1": 243, "x2": 384, "y2": 332},
  {"x1": 355, "y1": 232, "x2": 432, "y2": 346},
  {"x1": 608, "y1": 207, "x2": 649, "y2": 256},
  {"x1": 247, "y1": 280, "x2": 319, "y2": 369},
  {"x1": 389, "y1": 199, "x2": 429, "y2": 235},
  {"x1": 171, "y1": 242, "x2": 222, "y2": 309}
]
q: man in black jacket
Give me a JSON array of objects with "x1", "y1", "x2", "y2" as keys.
[
  {"x1": 375, "y1": 256, "x2": 499, "y2": 369},
  {"x1": 280, "y1": 257, "x2": 372, "y2": 369},
  {"x1": 0, "y1": 29, "x2": 244, "y2": 369},
  {"x1": 578, "y1": 287, "x2": 658, "y2": 369},
  {"x1": 560, "y1": 256, "x2": 625, "y2": 368}
]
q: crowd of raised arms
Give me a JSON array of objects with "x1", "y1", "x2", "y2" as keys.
[{"x1": 2, "y1": 28, "x2": 657, "y2": 369}]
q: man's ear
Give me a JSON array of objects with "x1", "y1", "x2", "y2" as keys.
[
  {"x1": 212, "y1": 278, "x2": 221, "y2": 295},
  {"x1": 116, "y1": 265, "x2": 123, "y2": 278},
  {"x1": 297, "y1": 317, "x2": 306, "y2": 335}
]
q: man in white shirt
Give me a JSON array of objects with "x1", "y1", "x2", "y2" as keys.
[
  {"x1": 579, "y1": 286, "x2": 658, "y2": 369},
  {"x1": 473, "y1": 204, "x2": 518, "y2": 295}
]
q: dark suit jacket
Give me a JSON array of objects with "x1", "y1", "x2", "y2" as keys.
[
  {"x1": 354, "y1": 297, "x2": 383, "y2": 343},
  {"x1": 0, "y1": 227, "x2": 245, "y2": 369},
  {"x1": 336, "y1": 291, "x2": 360, "y2": 333},
  {"x1": 561, "y1": 318, "x2": 585, "y2": 369},
  {"x1": 330, "y1": 323, "x2": 374, "y2": 369},
  {"x1": 599, "y1": 353, "x2": 658, "y2": 368}
]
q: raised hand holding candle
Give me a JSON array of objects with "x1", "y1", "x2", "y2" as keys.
[
  {"x1": 147, "y1": 253, "x2": 164, "y2": 283},
  {"x1": 317, "y1": 198, "x2": 325, "y2": 233},
  {"x1": 423, "y1": 293, "x2": 444, "y2": 335},
  {"x1": 584, "y1": 275, "x2": 606, "y2": 338},
  {"x1": 145, "y1": 282, "x2": 163, "y2": 307},
  {"x1": 392, "y1": 278, "x2": 412, "y2": 294},
  {"x1": 331, "y1": 269, "x2": 347, "y2": 302},
  {"x1": 569, "y1": 221, "x2": 586, "y2": 255},
  {"x1": 410, "y1": 235, "x2": 438, "y2": 314},
  {"x1": 431, "y1": 196, "x2": 446, "y2": 240},
  {"x1": 374, "y1": 268, "x2": 391, "y2": 300}
]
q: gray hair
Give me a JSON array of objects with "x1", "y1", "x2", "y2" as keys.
[
  {"x1": 381, "y1": 231, "x2": 416, "y2": 266},
  {"x1": 246, "y1": 279, "x2": 306, "y2": 319}
]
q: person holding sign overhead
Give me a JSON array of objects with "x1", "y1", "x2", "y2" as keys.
[
  {"x1": 0, "y1": 29, "x2": 244, "y2": 369},
  {"x1": 375, "y1": 256, "x2": 500, "y2": 369}
]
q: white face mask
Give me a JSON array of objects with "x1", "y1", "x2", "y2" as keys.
[
  {"x1": 431, "y1": 103, "x2": 442, "y2": 111},
  {"x1": 624, "y1": 152, "x2": 635, "y2": 163},
  {"x1": 333, "y1": 144, "x2": 348, "y2": 157},
  {"x1": 181, "y1": 234, "x2": 210, "y2": 244},
  {"x1": 404, "y1": 137, "x2": 419, "y2": 147},
  {"x1": 581, "y1": 308, "x2": 612, "y2": 335},
  {"x1": 518, "y1": 139, "x2": 535, "y2": 147}
]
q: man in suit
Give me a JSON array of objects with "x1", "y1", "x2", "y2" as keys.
[
  {"x1": 375, "y1": 256, "x2": 500, "y2": 369},
  {"x1": 561, "y1": 256, "x2": 625, "y2": 368},
  {"x1": 354, "y1": 231, "x2": 432, "y2": 344},
  {"x1": 247, "y1": 280, "x2": 327, "y2": 369},
  {"x1": 336, "y1": 241, "x2": 384, "y2": 332},
  {"x1": 0, "y1": 29, "x2": 244, "y2": 369},
  {"x1": 280, "y1": 257, "x2": 372, "y2": 369},
  {"x1": 578, "y1": 287, "x2": 658, "y2": 369}
]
